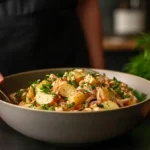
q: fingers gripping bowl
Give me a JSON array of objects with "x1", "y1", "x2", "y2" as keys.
[{"x1": 0, "y1": 68, "x2": 150, "y2": 144}]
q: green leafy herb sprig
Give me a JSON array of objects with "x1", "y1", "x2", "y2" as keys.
[{"x1": 123, "y1": 33, "x2": 150, "y2": 80}]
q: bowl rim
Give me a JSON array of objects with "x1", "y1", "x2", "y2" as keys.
[{"x1": 0, "y1": 67, "x2": 150, "y2": 114}]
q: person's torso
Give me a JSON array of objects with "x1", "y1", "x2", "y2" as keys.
[
  {"x1": 0, "y1": 0, "x2": 89, "y2": 76},
  {"x1": 0, "y1": 0, "x2": 76, "y2": 16}
]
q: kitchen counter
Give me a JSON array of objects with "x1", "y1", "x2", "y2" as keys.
[{"x1": 103, "y1": 36, "x2": 137, "y2": 51}]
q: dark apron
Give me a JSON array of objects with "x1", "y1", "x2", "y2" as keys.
[{"x1": 0, "y1": 0, "x2": 89, "y2": 76}]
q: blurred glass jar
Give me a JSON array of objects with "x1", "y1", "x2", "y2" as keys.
[{"x1": 113, "y1": 0, "x2": 147, "y2": 35}]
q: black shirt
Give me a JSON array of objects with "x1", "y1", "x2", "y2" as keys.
[{"x1": 0, "y1": 0, "x2": 89, "y2": 76}]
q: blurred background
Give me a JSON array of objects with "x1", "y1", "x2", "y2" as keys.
[{"x1": 99, "y1": 0, "x2": 149, "y2": 71}]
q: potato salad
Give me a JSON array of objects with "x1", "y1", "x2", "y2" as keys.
[{"x1": 10, "y1": 69, "x2": 147, "y2": 112}]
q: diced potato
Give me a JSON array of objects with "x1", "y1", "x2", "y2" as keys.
[
  {"x1": 117, "y1": 98, "x2": 132, "y2": 107},
  {"x1": 35, "y1": 92, "x2": 54, "y2": 105},
  {"x1": 19, "y1": 101, "x2": 26, "y2": 106},
  {"x1": 84, "y1": 74, "x2": 97, "y2": 85},
  {"x1": 109, "y1": 90, "x2": 118, "y2": 101},
  {"x1": 70, "y1": 69, "x2": 87, "y2": 83},
  {"x1": 99, "y1": 87, "x2": 110, "y2": 101},
  {"x1": 68, "y1": 91, "x2": 90, "y2": 109},
  {"x1": 97, "y1": 87, "x2": 118, "y2": 103},
  {"x1": 101, "y1": 100, "x2": 119, "y2": 110},
  {"x1": 36, "y1": 80, "x2": 49, "y2": 90},
  {"x1": 26, "y1": 86, "x2": 34, "y2": 102},
  {"x1": 58, "y1": 82, "x2": 76, "y2": 97}
]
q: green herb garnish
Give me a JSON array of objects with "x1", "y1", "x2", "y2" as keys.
[
  {"x1": 132, "y1": 90, "x2": 147, "y2": 102},
  {"x1": 40, "y1": 83, "x2": 52, "y2": 94},
  {"x1": 28, "y1": 79, "x2": 41, "y2": 85},
  {"x1": 111, "y1": 78, "x2": 125, "y2": 98},
  {"x1": 89, "y1": 72, "x2": 96, "y2": 78},
  {"x1": 64, "y1": 97, "x2": 68, "y2": 101},
  {"x1": 123, "y1": 94, "x2": 130, "y2": 99},
  {"x1": 49, "y1": 105, "x2": 55, "y2": 111},
  {"x1": 15, "y1": 90, "x2": 23, "y2": 99},
  {"x1": 68, "y1": 80, "x2": 78, "y2": 88},
  {"x1": 80, "y1": 84, "x2": 84, "y2": 88},
  {"x1": 55, "y1": 72, "x2": 64, "y2": 78},
  {"x1": 91, "y1": 85, "x2": 96, "y2": 90},
  {"x1": 41, "y1": 104, "x2": 55, "y2": 111},
  {"x1": 116, "y1": 87, "x2": 124, "y2": 98},
  {"x1": 29, "y1": 103, "x2": 36, "y2": 108},
  {"x1": 112, "y1": 78, "x2": 120, "y2": 90},
  {"x1": 67, "y1": 102, "x2": 75, "y2": 108},
  {"x1": 98, "y1": 104, "x2": 104, "y2": 108},
  {"x1": 45, "y1": 74, "x2": 50, "y2": 80},
  {"x1": 69, "y1": 72, "x2": 73, "y2": 77},
  {"x1": 72, "y1": 80, "x2": 78, "y2": 88},
  {"x1": 51, "y1": 92, "x2": 58, "y2": 97},
  {"x1": 41, "y1": 104, "x2": 49, "y2": 110},
  {"x1": 67, "y1": 80, "x2": 72, "y2": 85},
  {"x1": 112, "y1": 84, "x2": 120, "y2": 89},
  {"x1": 113, "y1": 77, "x2": 120, "y2": 84},
  {"x1": 46, "y1": 74, "x2": 50, "y2": 77}
]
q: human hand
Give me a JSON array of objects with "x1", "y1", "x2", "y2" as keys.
[{"x1": 0, "y1": 73, "x2": 4, "y2": 84}]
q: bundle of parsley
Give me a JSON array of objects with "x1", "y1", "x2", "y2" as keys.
[{"x1": 123, "y1": 33, "x2": 150, "y2": 80}]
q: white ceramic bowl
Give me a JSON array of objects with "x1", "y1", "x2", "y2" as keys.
[{"x1": 0, "y1": 68, "x2": 150, "y2": 144}]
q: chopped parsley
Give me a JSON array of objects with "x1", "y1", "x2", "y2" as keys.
[
  {"x1": 128, "y1": 87, "x2": 133, "y2": 91},
  {"x1": 91, "y1": 84, "x2": 96, "y2": 90},
  {"x1": 29, "y1": 103, "x2": 36, "y2": 108},
  {"x1": 72, "y1": 80, "x2": 78, "y2": 88},
  {"x1": 55, "y1": 72, "x2": 64, "y2": 78},
  {"x1": 15, "y1": 90, "x2": 23, "y2": 99},
  {"x1": 51, "y1": 92, "x2": 58, "y2": 97},
  {"x1": 112, "y1": 78, "x2": 125, "y2": 99},
  {"x1": 112, "y1": 84, "x2": 120, "y2": 89},
  {"x1": 64, "y1": 97, "x2": 68, "y2": 101},
  {"x1": 67, "y1": 102, "x2": 75, "y2": 108},
  {"x1": 41, "y1": 104, "x2": 49, "y2": 110},
  {"x1": 49, "y1": 105, "x2": 55, "y2": 111},
  {"x1": 68, "y1": 72, "x2": 73, "y2": 77},
  {"x1": 89, "y1": 72, "x2": 96, "y2": 78},
  {"x1": 46, "y1": 74, "x2": 50, "y2": 77},
  {"x1": 113, "y1": 77, "x2": 120, "y2": 84},
  {"x1": 123, "y1": 94, "x2": 130, "y2": 99},
  {"x1": 41, "y1": 104, "x2": 55, "y2": 111},
  {"x1": 116, "y1": 87, "x2": 124, "y2": 98},
  {"x1": 67, "y1": 80, "x2": 72, "y2": 85},
  {"x1": 132, "y1": 90, "x2": 147, "y2": 102},
  {"x1": 40, "y1": 83, "x2": 53, "y2": 94},
  {"x1": 98, "y1": 104, "x2": 104, "y2": 108},
  {"x1": 68, "y1": 80, "x2": 78, "y2": 88},
  {"x1": 112, "y1": 78, "x2": 120, "y2": 89},
  {"x1": 80, "y1": 84, "x2": 84, "y2": 88},
  {"x1": 45, "y1": 74, "x2": 50, "y2": 80}
]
